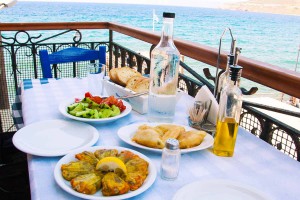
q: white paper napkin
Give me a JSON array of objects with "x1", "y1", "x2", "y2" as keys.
[{"x1": 194, "y1": 85, "x2": 219, "y2": 125}]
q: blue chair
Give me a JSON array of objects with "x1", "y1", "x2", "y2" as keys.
[{"x1": 39, "y1": 46, "x2": 106, "y2": 78}]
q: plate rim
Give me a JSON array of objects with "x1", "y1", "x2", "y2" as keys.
[
  {"x1": 54, "y1": 145, "x2": 157, "y2": 200},
  {"x1": 172, "y1": 179, "x2": 271, "y2": 200},
  {"x1": 117, "y1": 122, "x2": 214, "y2": 153},
  {"x1": 12, "y1": 119, "x2": 99, "y2": 157},
  {"x1": 58, "y1": 99, "x2": 132, "y2": 123}
]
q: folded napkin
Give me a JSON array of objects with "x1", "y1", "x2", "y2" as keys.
[{"x1": 194, "y1": 85, "x2": 219, "y2": 125}]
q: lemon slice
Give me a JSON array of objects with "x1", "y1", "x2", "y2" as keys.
[{"x1": 96, "y1": 157, "x2": 127, "y2": 174}]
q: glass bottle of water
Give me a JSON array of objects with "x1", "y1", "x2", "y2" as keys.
[{"x1": 148, "y1": 12, "x2": 180, "y2": 122}]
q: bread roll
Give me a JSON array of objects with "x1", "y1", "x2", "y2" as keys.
[
  {"x1": 116, "y1": 67, "x2": 142, "y2": 86},
  {"x1": 131, "y1": 78, "x2": 149, "y2": 93},
  {"x1": 109, "y1": 67, "x2": 149, "y2": 93},
  {"x1": 126, "y1": 76, "x2": 145, "y2": 91},
  {"x1": 109, "y1": 68, "x2": 119, "y2": 83}
]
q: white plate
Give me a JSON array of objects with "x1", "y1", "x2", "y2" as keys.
[
  {"x1": 54, "y1": 146, "x2": 157, "y2": 200},
  {"x1": 173, "y1": 180, "x2": 271, "y2": 200},
  {"x1": 59, "y1": 99, "x2": 132, "y2": 123},
  {"x1": 12, "y1": 119, "x2": 99, "y2": 157},
  {"x1": 117, "y1": 122, "x2": 214, "y2": 153}
]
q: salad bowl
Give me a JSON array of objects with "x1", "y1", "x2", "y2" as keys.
[{"x1": 59, "y1": 98, "x2": 132, "y2": 124}]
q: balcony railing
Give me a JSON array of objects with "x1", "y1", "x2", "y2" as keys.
[{"x1": 0, "y1": 22, "x2": 299, "y2": 161}]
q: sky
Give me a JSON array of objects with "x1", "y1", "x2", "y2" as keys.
[{"x1": 17, "y1": 0, "x2": 247, "y2": 8}]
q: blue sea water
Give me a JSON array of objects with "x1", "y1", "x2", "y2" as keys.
[{"x1": 1, "y1": 2, "x2": 300, "y2": 95}]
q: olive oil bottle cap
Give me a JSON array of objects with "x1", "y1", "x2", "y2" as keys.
[{"x1": 229, "y1": 65, "x2": 243, "y2": 82}]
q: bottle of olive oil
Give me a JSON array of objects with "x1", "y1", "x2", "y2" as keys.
[{"x1": 213, "y1": 65, "x2": 243, "y2": 157}]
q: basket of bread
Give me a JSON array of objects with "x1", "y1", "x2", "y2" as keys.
[
  {"x1": 103, "y1": 67, "x2": 183, "y2": 114},
  {"x1": 103, "y1": 67, "x2": 150, "y2": 114}
]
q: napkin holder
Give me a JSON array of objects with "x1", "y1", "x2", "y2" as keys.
[
  {"x1": 188, "y1": 85, "x2": 219, "y2": 133},
  {"x1": 195, "y1": 85, "x2": 219, "y2": 125}
]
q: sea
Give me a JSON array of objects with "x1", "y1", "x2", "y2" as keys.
[{"x1": 1, "y1": 2, "x2": 300, "y2": 97}]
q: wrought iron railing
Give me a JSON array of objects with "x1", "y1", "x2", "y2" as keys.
[{"x1": 0, "y1": 22, "x2": 299, "y2": 161}]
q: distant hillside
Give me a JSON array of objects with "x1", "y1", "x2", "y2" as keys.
[{"x1": 221, "y1": 0, "x2": 300, "y2": 16}]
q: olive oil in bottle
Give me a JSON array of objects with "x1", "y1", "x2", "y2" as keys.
[
  {"x1": 213, "y1": 118, "x2": 239, "y2": 157},
  {"x1": 213, "y1": 64, "x2": 243, "y2": 157}
]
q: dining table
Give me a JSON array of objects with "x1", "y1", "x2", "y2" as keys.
[{"x1": 15, "y1": 77, "x2": 300, "y2": 200}]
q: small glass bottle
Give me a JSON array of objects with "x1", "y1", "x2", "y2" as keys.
[
  {"x1": 161, "y1": 138, "x2": 180, "y2": 180},
  {"x1": 213, "y1": 65, "x2": 243, "y2": 157},
  {"x1": 148, "y1": 12, "x2": 180, "y2": 122}
]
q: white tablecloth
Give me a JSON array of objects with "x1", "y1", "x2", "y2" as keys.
[{"x1": 20, "y1": 78, "x2": 300, "y2": 200}]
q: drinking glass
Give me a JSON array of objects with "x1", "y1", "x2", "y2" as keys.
[{"x1": 87, "y1": 62, "x2": 106, "y2": 96}]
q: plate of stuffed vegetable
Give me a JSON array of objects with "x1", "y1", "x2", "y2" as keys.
[
  {"x1": 59, "y1": 92, "x2": 132, "y2": 123},
  {"x1": 54, "y1": 146, "x2": 157, "y2": 200}
]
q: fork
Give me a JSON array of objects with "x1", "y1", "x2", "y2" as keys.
[{"x1": 115, "y1": 91, "x2": 148, "y2": 99}]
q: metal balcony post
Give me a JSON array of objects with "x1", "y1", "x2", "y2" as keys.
[
  {"x1": 114, "y1": 45, "x2": 119, "y2": 68},
  {"x1": 0, "y1": 35, "x2": 9, "y2": 110},
  {"x1": 109, "y1": 30, "x2": 113, "y2": 70},
  {"x1": 260, "y1": 119, "x2": 272, "y2": 143},
  {"x1": 10, "y1": 45, "x2": 18, "y2": 92},
  {"x1": 32, "y1": 44, "x2": 38, "y2": 79}
]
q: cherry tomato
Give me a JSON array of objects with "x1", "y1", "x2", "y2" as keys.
[
  {"x1": 117, "y1": 101, "x2": 126, "y2": 112},
  {"x1": 85, "y1": 92, "x2": 93, "y2": 98},
  {"x1": 90, "y1": 96, "x2": 103, "y2": 104},
  {"x1": 101, "y1": 96, "x2": 126, "y2": 112}
]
